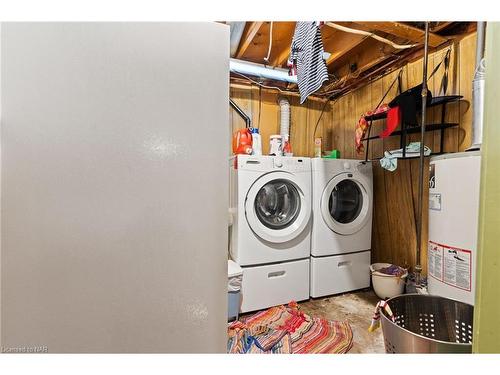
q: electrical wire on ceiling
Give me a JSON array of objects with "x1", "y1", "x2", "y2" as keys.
[
  {"x1": 325, "y1": 22, "x2": 418, "y2": 50},
  {"x1": 263, "y1": 21, "x2": 274, "y2": 65}
]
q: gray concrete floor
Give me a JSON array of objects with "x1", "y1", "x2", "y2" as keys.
[{"x1": 299, "y1": 289, "x2": 385, "y2": 353}]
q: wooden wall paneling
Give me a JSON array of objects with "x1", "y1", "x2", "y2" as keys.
[
  {"x1": 354, "y1": 84, "x2": 371, "y2": 160},
  {"x1": 329, "y1": 101, "x2": 340, "y2": 155},
  {"x1": 371, "y1": 163, "x2": 390, "y2": 264},
  {"x1": 289, "y1": 94, "x2": 309, "y2": 157},
  {"x1": 307, "y1": 99, "x2": 323, "y2": 157},
  {"x1": 335, "y1": 98, "x2": 346, "y2": 157},
  {"x1": 443, "y1": 42, "x2": 460, "y2": 153},
  {"x1": 381, "y1": 70, "x2": 402, "y2": 152},
  {"x1": 309, "y1": 97, "x2": 333, "y2": 157},
  {"x1": 321, "y1": 100, "x2": 335, "y2": 153},
  {"x1": 458, "y1": 33, "x2": 476, "y2": 151},
  {"x1": 370, "y1": 72, "x2": 389, "y2": 262},
  {"x1": 408, "y1": 157, "x2": 430, "y2": 275},
  {"x1": 428, "y1": 48, "x2": 443, "y2": 153},
  {"x1": 257, "y1": 90, "x2": 280, "y2": 155},
  {"x1": 342, "y1": 92, "x2": 356, "y2": 159},
  {"x1": 369, "y1": 76, "x2": 384, "y2": 160},
  {"x1": 386, "y1": 160, "x2": 419, "y2": 267}
]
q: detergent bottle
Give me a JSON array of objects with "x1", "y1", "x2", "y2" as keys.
[
  {"x1": 250, "y1": 128, "x2": 262, "y2": 155},
  {"x1": 232, "y1": 128, "x2": 253, "y2": 155}
]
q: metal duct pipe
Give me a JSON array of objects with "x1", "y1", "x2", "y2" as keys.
[
  {"x1": 415, "y1": 22, "x2": 430, "y2": 288},
  {"x1": 279, "y1": 98, "x2": 291, "y2": 140},
  {"x1": 228, "y1": 22, "x2": 246, "y2": 57},
  {"x1": 475, "y1": 22, "x2": 487, "y2": 70},
  {"x1": 230, "y1": 58, "x2": 298, "y2": 84},
  {"x1": 229, "y1": 99, "x2": 251, "y2": 128},
  {"x1": 469, "y1": 22, "x2": 487, "y2": 150}
]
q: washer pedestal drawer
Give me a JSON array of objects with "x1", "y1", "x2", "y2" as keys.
[
  {"x1": 240, "y1": 258, "x2": 309, "y2": 313},
  {"x1": 310, "y1": 251, "x2": 370, "y2": 298}
]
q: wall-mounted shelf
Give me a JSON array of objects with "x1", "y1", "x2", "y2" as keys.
[
  {"x1": 363, "y1": 95, "x2": 463, "y2": 160},
  {"x1": 362, "y1": 123, "x2": 459, "y2": 141}
]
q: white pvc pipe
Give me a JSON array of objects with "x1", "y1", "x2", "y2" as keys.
[{"x1": 230, "y1": 58, "x2": 298, "y2": 84}]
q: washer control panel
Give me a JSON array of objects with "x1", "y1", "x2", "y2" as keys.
[{"x1": 237, "y1": 155, "x2": 311, "y2": 172}]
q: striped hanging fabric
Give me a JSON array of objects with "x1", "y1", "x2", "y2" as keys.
[{"x1": 288, "y1": 22, "x2": 329, "y2": 104}]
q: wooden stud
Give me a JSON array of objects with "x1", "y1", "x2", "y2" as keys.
[{"x1": 235, "y1": 22, "x2": 265, "y2": 59}]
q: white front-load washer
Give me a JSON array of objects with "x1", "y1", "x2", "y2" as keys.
[
  {"x1": 310, "y1": 158, "x2": 373, "y2": 298},
  {"x1": 230, "y1": 155, "x2": 311, "y2": 312}
]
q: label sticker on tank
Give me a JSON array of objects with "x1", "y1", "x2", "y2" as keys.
[
  {"x1": 443, "y1": 246, "x2": 472, "y2": 291},
  {"x1": 429, "y1": 193, "x2": 442, "y2": 211},
  {"x1": 429, "y1": 241, "x2": 472, "y2": 291},
  {"x1": 428, "y1": 241, "x2": 443, "y2": 281}
]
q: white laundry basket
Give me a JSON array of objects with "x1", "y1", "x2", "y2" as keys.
[
  {"x1": 228, "y1": 260, "x2": 243, "y2": 321},
  {"x1": 370, "y1": 263, "x2": 408, "y2": 299}
]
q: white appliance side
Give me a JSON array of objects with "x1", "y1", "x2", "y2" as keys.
[
  {"x1": 428, "y1": 152, "x2": 481, "y2": 306},
  {"x1": 1, "y1": 23, "x2": 229, "y2": 353},
  {"x1": 311, "y1": 159, "x2": 373, "y2": 256}
]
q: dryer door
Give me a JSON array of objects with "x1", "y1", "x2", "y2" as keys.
[
  {"x1": 321, "y1": 172, "x2": 371, "y2": 235},
  {"x1": 245, "y1": 172, "x2": 311, "y2": 243}
]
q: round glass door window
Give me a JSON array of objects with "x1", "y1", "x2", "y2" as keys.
[
  {"x1": 328, "y1": 179, "x2": 363, "y2": 224},
  {"x1": 254, "y1": 179, "x2": 301, "y2": 230}
]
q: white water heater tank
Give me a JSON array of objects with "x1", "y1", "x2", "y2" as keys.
[{"x1": 427, "y1": 151, "x2": 481, "y2": 306}]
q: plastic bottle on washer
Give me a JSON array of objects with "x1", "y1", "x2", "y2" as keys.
[{"x1": 250, "y1": 127, "x2": 262, "y2": 155}]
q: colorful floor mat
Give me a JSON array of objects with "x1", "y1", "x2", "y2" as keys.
[{"x1": 227, "y1": 301, "x2": 353, "y2": 354}]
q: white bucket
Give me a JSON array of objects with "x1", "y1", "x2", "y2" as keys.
[{"x1": 370, "y1": 263, "x2": 408, "y2": 299}]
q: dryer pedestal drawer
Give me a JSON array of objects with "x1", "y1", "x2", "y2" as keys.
[
  {"x1": 310, "y1": 251, "x2": 370, "y2": 298},
  {"x1": 240, "y1": 258, "x2": 309, "y2": 313}
]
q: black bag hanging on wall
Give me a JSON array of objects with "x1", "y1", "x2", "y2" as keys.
[
  {"x1": 388, "y1": 48, "x2": 451, "y2": 128},
  {"x1": 388, "y1": 84, "x2": 432, "y2": 127}
]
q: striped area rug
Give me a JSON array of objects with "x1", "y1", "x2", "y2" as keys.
[{"x1": 227, "y1": 302, "x2": 353, "y2": 354}]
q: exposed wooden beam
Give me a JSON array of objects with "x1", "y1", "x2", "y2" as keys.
[
  {"x1": 323, "y1": 39, "x2": 399, "y2": 92},
  {"x1": 325, "y1": 33, "x2": 368, "y2": 66},
  {"x1": 430, "y1": 22, "x2": 453, "y2": 33},
  {"x1": 353, "y1": 22, "x2": 448, "y2": 48},
  {"x1": 272, "y1": 46, "x2": 291, "y2": 68},
  {"x1": 235, "y1": 22, "x2": 264, "y2": 59},
  {"x1": 272, "y1": 25, "x2": 368, "y2": 69}
]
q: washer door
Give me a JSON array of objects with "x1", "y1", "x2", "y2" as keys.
[
  {"x1": 246, "y1": 172, "x2": 310, "y2": 243},
  {"x1": 321, "y1": 173, "x2": 370, "y2": 235}
]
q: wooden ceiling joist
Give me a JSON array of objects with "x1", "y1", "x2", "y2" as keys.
[
  {"x1": 325, "y1": 33, "x2": 368, "y2": 66},
  {"x1": 430, "y1": 22, "x2": 453, "y2": 33},
  {"x1": 235, "y1": 22, "x2": 264, "y2": 59},
  {"x1": 353, "y1": 22, "x2": 448, "y2": 48},
  {"x1": 272, "y1": 47, "x2": 291, "y2": 68}
]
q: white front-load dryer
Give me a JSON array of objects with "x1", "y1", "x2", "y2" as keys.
[
  {"x1": 230, "y1": 155, "x2": 311, "y2": 312},
  {"x1": 310, "y1": 158, "x2": 373, "y2": 298}
]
